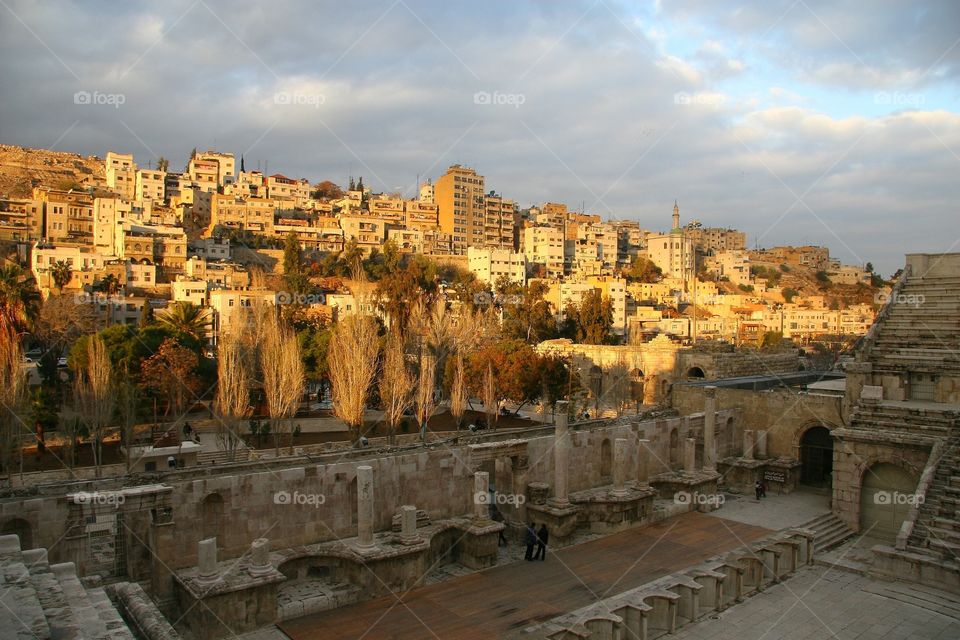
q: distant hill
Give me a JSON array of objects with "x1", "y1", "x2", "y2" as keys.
[{"x1": 0, "y1": 144, "x2": 106, "y2": 197}]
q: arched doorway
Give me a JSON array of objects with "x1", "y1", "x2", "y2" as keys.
[
  {"x1": 629, "y1": 369, "x2": 645, "y2": 404},
  {"x1": 686, "y1": 367, "x2": 705, "y2": 379},
  {"x1": 799, "y1": 426, "x2": 833, "y2": 487},
  {"x1": 860, "y1": 463, "x2": 918, "y2": 541},
  {"x1": 1, "y1": 518, "x2": 32, "y2": 549},
  {"x1": 600, "y1": 439, "x2": 612, "y2": 483}
]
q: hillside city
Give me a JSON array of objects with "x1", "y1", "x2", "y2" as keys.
[{"x1": 0, "y1": 143, "x2": 881, "y2": 358}]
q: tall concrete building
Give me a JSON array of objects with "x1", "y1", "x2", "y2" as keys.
[
  {"x1": 105, "y1": 151, "x2": 136, "y2": 199},
  {"x1": 435, "y1": 164, "x2": 485, "y2": 253}
]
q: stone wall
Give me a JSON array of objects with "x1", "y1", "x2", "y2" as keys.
[
  {"x1": 672, "y1": 384, "x2": 844, "y2": 459},
  {"x1": 0, "y1": 410, "x2": 734, "y2": 602}
]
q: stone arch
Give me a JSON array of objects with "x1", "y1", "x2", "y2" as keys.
[
  {"x1": 1, "y1": 518, "x2": 33, "y2": 549},
  {"x1": 848, "y1": 453, "x2": 923, "y2": 535},
  {"x1": 798, "y1": 425, "x2": 834, "y2": 487},
  {"x1": 686, "y1": 366, "x2": 705, "y2": 379},
  {"x1": 629, "y1": 368, "x2": 645, "y2": 403},
  {"x1": 600, "y1": 438, "x2": 612, "y2": 483},
  {"x1": 859, "y1": 462, "x2": 919, "y2": 542},
  {"x1": 201, "y1": 493, "x2": 225, "y2": 541}
]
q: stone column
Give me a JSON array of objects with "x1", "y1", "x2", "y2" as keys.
[
  {"x1": 756, "y1": 430, "x2": 768, "y2": 459},
  {"x1": 637, "y1": 439, "x2": 651, "y2": 487},
  {"x1": 248, "y1": 538, "x2": 272, "y2": 577},
  {"x1": 197, "y1": 538, "x2": 218, "y2": 583},
  {"x1": 612, "y1": 438, "x2": 629, "y2": 496},
  {"x1": 703, "y1": 386, "x2": 717, "y2": 471},
  {"x1": 474, "y1": 471, "x2": 490, "y2": 521},
  {"x1": 357, "y1": 465, "x2": 375, "y2": 549},
  {"x1": 743, "y1": 430, "x2": 755, "y2": 460},
  {"x1": 683, "y1": 438, "x2": 696, "y2": 475},
  {"x1": 399, "y1": 505, "x2": 420, "y2": 544},
  {"x1": 552, "y1": 400, "x2": 570, "y2": 505}
]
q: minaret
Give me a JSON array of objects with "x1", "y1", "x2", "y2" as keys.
[{"x1": 672, "y1": 200, "x2": 680, "y2": 230}]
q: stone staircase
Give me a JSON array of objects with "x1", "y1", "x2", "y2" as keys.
[
  {"x1": 0, "y1": 533, "x2": 174, "y2": 639},
  {"x1": 869, "y1": 274, "x2": 960, "y2": 373},
  {"x1": 907, "y1": 439, "x2": 960, "y2": 562},
  {"x1": 849, "y1": 402, "x2": 957, "y2": 439},
  {"x1": 799, "y1": 512, "x2": 855, "y2": 553}
]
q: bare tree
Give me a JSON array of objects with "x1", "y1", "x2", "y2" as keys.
[
  {"x1": 414, "y1": 352, "x2": 436, "y2": 441},
  {"x1": 260, "y1": 310, "x2": 305, "y2": 455},
  {"x1": 449, "y1": 353, "x2": 467, "y2": 430},
  {"x1": 0, "y1": 319, "x2": 27, "y2": 482},
  {"x1": 483, "y1": 361, "x2": 497, "y2": 430},
  {"x1": 215, "y1": 325, "x2": 252, "y2": 460},
  {"x1": 329, "y1": 314, "x2": 379, "y2": 444},
  {"x1": 379, "y1": 332, "x2": 413, "y2": 444},
  {"x1": 74, "y1": 334, "x2": 114, "y2": 476}
]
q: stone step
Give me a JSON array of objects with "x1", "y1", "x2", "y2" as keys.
[
  {"x1": 927, "y1": 526, "x2": 960, "y2": 545},
  {"x1": 0, "y1": 535, "x2": 51, "y2": 640},
  {"x1": 52, "y1": 562, "x2": 113, "y2": 640},
  {"x1": 929, "y1": 537, "x2": 960, "y2": 559},
  {"x1": 861, "y1": 580, "x2": 960, "y2": 618},
  {"x1": 87, "y1": 586, "x2": 135, "y2": 639},
  {"x1": 23, "y1": 548, "x2": 83, "y2": 640}
]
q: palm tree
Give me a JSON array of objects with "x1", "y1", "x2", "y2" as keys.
[
  {"x1": 157, "y1": 302, "x2": 211, "y2": 341},
  {"x1": 96, "y1": 274, "x2": 120, "y2": 296},
  {"x1": 51, "y1": 261, "x2": 72, "y2": 293},
  {"x1": 0, "y1": 264, "x2": 40, "y2": 331}
]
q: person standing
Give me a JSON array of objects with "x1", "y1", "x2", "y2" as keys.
[
  {"x1": 524, "y1": 522, "x2": 537, "y2": 561},
  {"x1": 535, "y1": 523, "x2": 549, "y2": 561},
  {"x1": 755, "y1": 480, "x2": 763, "y2": 500}
]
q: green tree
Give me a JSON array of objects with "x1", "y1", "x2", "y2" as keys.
[
  {"x1": 0, "y1": 264, "x2": 40, "y2": 330},
  {"x1": 782, "y1": 287, "x2": 798, "y2": 303},
  {"x1": 157, "y1": 302, "x2": 211, "y2": 342},
  {"x1": 282, "y1": 231, "x2": 309, "y2": 295},
  {"x1": 96, "y1": 273, "x2": 120, "y2": 295},
  {"x1": 50, "y1": 261, "x2": 72, "y2": 292},
  {"x1": 625, "y1": 257, "x2": 662, "y2": 283},
  {"x1": 573, "y1": 290, "x2": 614, "y2": 345},
  {"x1": 500, "y1": 281, "x2": 558, "y2": 343},
  {"x1": 156, "y1": 156, "x2": 170, "y2": 172}
]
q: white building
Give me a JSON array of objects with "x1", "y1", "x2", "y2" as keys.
[
  {"x1": 645, "y1": 203, "x2": 695, "y2": 286},
  {"x1": 523, "y1": 225, "x2": 564, "y2": 278},
  {"x1": 467, "y1": 246, "x2": 526, "y2": 285}
]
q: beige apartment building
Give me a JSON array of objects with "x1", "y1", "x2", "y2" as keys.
[
  {"x1": 135, "y1": 169, "x2": 166, "y2": 201},
  {"x1": 466, "y1": 246, "x2": 526, "y2": 285},
  {"x1": 265, "y1": 174, "x2": 310, "y2": 206},
  {"x1": 209, "y1": 195, "x2": 276, "y2": 234},
  {"x1": 705, "y1": 250, "x2": 752, "y2": 286},
  {"x1": 339, "y1": 215, "x2": 387, "y2": 253},
  {"x1": 404, "y1": 200, "x2": 439, "y2": 230},
  {"x1": 190, "y1": 151, "x2": 235, "y2": 188},
  {"x1": 483, "y1": 193, "x2": 515, "y2": 249},
  {"x1": 105, "y1": 151, "x2": 136, "y2": 199},
  {"x1": 0, "y1": 197, "x2": 43, "y2": 241},
  {"x1": 34, "y1": 188, "x2": 94, "y2": 241},
  {"x1": 523, "y1": 224, "x2": 565, "y2": 278},
  {"x1": 682, "y1": 221, "x2": 746, "y2": 253},
  {"x1": 435, "y1": 164, "x2": 485, "y2": 252}
]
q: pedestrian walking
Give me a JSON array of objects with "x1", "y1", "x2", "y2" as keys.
[
  {"x1": 535, "y1": 523, "x2": 549, "y2": 561},
  {"x1": 524, "y1": 522, "x2": 537, "y2": 561}
]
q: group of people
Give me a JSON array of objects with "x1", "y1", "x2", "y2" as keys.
[
  {"x1": 754, "y1": 480, "x2": 768, "y2": 500},
  {"x1": 523, "y1": 522, "x2": 549, "y2": 561}
]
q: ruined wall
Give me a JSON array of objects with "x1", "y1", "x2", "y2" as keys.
[
  {"x1": 672, "y1": 384, "x2": 844, "y2": 459},
  {"x1": 0, "y1": 409, "x2": 734, "y2": 591}
]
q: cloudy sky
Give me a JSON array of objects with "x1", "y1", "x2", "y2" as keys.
[{"x1": 1, "y1": 0, "x2": 957, "y2": 275}]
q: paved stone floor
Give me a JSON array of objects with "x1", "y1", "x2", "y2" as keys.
[
  {"x1": 707, "y1": 488, "x2": 831, "y2": 530},
  {"x1": 279, "y1": 511, "x2": 771, "y2": 639},
  {"x1": 672, "y1": 564, "x2": 960, "y2": 640}
]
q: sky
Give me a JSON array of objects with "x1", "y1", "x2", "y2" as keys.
[{"x1": 1, "y1": 0, "x2": 958, "y2": 276}]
